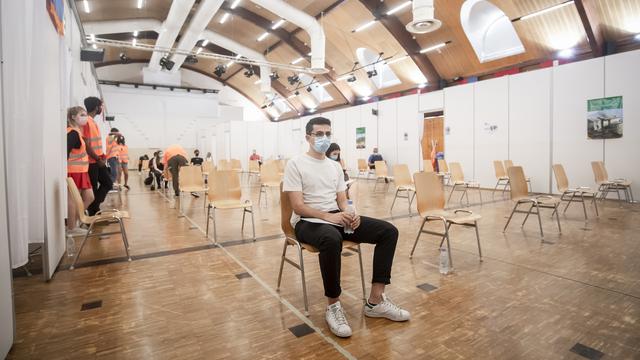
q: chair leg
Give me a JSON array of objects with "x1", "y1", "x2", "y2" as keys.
[
  {"x1": 493, "y1": 181, "x2": 499, "y2": 198},
  {"x1": 563, "y1": 193, "x2": 575, "y2": 214},
  {"x1": 250, "y1": 207, "x2": 256, "y2": 241},
  {"x1": 117, "y1": 219, "x2": 131, "y2": 261},
  {"x1": 535, "y1": 203, "x2": 544, "y2": 238},
  {"x1": 390, "y1": 188, "x2": 399, "y2": 213},
  {"x1": 70, "y1": 222, "x2": 94, "y2": 270},
  {"x1": 474, "y1": 221, "x2": 482, "y2": 261},
  {"x1": 592, "y1": 195, "x2": 599, "y2": 217},
  {"x1": 447, "y1": 184, "x2": 457, "y2": 203},
  {"x1": 241, "y1": 209, "x2": 246, "y2": 231},
  {"x1": 444, "y1": 226, "x2": 453, "y2": 269},
  {"x1": 410, "y1": 218, "x2": 427, "y2": 258},
  {"x1": 521, "y1": 203, "x2": 534, "y2": 227},
  {"x1": 407, "y1": 190, "x2": 413, "y2": 216},
  {"x1": 356, "y1": 244, "x2": 366, "y2": 302},
  {"x1": 297, "y1": 244, "x2": 309, "y2": 316},
  {"x1": 503, "y1": 203, "x2": 519, "y2": 233},
  {"x1": 554, "y1": 203, "x2": 562, "y2": 234},
  {"x1": 276, "y1": 239, "x2": 288, "y2": 290},
  {"x1": 212, "y1": 207, "x2": 218, "y2": 243},
  {"x1": 205, "y1": 205, "x2": 211, "y2": 238},
  {"x1": 580, "y1": 193, "x2": 588, "y2": 220},
  {"x1": 477, "y1": 187, "x2": 483, "y2": 205},
  {"x1": 438, "y1": 222, "x2": 452, "y2": 248}
]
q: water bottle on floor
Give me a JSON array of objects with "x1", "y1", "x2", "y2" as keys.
[
  {"x1": 439, "y1": 246, "x2": 450, "y2": 275},
  {"x1": 344, "y1": 200, "x2": 356, "y2": 234},
  {"x1": 66, "y1": 234, "x2": 76, "y2": 257}
]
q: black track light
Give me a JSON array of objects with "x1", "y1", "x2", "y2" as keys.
[
  {"x1": 287, "y1": 74, "x2": 300, "y2": 86},
  {"x1": 306, "y1": 86, "x2": 312, "y2": 93},
  {"x1": 185, "y1": 55, "x2": 198, "y2": 64},
  {"x1": 347, "y1": 74, "x2": 357, "y2": 82},
  {"x1": 244, "y1": 68, "x2": 255, "y2": 78},
  {"x1": 214, "y1": 64, "x2": 227, "y2": 77},
  {"x1": 294, "y1": 90, "x2": 300, "y2": 96},
  {"x1": 159, "y1": 56, "x2": 175, "y2": 71},
  {"x1": 270, "y1": 72, "x2": 279, "y2": 81},
  {"x1": 119, "y1": 52, "x2": 129, "y2": 63},
  {"x1": 366, "y1": 69, "x2": 378, "y2": 78}
]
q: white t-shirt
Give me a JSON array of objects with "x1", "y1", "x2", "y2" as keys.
[{"x1": 283, "y1": 153, "x2": 347, "y2": 227}]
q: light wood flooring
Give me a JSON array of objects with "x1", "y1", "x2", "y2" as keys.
[{"x1": 8, "y1": 172, "x2": 640, "y2": 359}]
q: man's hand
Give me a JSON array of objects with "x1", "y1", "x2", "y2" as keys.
[
  {"x1": 350, "y1": 214, "x2": 361, "y2": 230},
  {"x1": 96, "y1": 158, "x2": 106, "y2": 168},
  {"x1": 324, "y1": 212, "x2": 351, "y2": 227}
]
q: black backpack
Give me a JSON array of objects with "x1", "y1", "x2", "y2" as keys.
[{"x1": 144, "y1": 174, "x2": 153, "y2": 185}]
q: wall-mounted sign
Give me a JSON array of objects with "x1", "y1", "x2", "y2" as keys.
[
  {"x1": 356, "y1": 127, "x2": 366, "y2": 149},
  {"x1": 588, "y1": 96, "x2": 623, "y2": 139}
]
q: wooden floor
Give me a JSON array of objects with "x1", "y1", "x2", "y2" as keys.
[{"x1": 9, "y1": 173, "x2": 640, "y2": 359}]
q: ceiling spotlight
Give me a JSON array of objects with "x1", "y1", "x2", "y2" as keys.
[
  {"x1": 367, "y1": 69, "x2": 378, "y2": 78},
  {"x1": 270, "y1": 72, "x2": 280, "y2": 81},
  {"x1": 347, "y1": 74, "x2": 357, "y2": 82},
  {"x1": 119, "y1": 52, "x2": 129, "y2": 63},
  {"x1": 214, "y1": 64, "x2": 227, "y2": 77},
  {"x1": 558, "y1": 48, "x2": 575, "y2": 58},
  {"x1": 159, "y1": 56, "x2": 175, "y2": 71},
  {"x1": 244, "y1": 68, "x2": 255, "y2": 78},
  {"x1": 294, "y1": 91, "x2": 300, "y2": 96},
  {"x1": 185, "y1": 55, "x2": 198, "y2": 64},
  {"x1": 287, "y1": 74, "x2": 300, "y2": 86},
  {"x1": 306, "y1": 86, "x2": 312, "y2": 93}
]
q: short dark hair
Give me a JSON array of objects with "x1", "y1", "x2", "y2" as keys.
[
  {"x1": 84, "y1": 97, "x2": 102, "y2": 113},
  {"x1": 110, "y1": 127, "x2": 119, "y2": 133},
  {"x1": 306, "y1": 117, "x2": 331, "y2": 134},
  {"x1": 326, "y1": 143, "x2": 341, "y2": 158}
]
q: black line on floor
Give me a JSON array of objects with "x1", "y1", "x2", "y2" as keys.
[{"x1": 570, "y1": 343, "x2": 604, "y2": 360}]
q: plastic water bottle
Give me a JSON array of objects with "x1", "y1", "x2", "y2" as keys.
[
  {"x1": 344, "y1": 200, "x2": 356, "y2": 234},
  {"x1": 439, "y1": 246, "x2": 450, "y2": 275},
  {"x1": 66, "y1": 234, "x2": 76, "y2": 257}
]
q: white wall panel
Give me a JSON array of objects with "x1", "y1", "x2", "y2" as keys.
[
  {"x1": 553, "y1": 58, "x2": 605, "y2": 190},
  {"x1": 509, "y1": 69, "x2": 552, "y2": 193},
  {"x1": 419, "y1": 90, "x2": 444, "y2": 112},
  {"x1": 396, "y1": 94, "x2": 421, "y2": 175},
  {"x1": 344, "y1": 107, "x2": 361, "y2": 171},
  {"x1": 444, "y1": 83, "x2": 475, "y2": 177},
  {"x1": 604, "y1": 50, "x2": 640, "y2": 198},
  {"x1": 263, "y1": 122, "x2": 278, "y2": 160},
  {"x1": 474, "y1": 77, "x2": 509, "y2": 186},
  {"x1": 229, "y1": 121, "x2": 248, "y2": 168},
  {"x1": 377, "y1": 99, "x2": 398, "y2": 171},
  {"x1": 246, "y1": 121, "x2": 264, "y2": 162}
]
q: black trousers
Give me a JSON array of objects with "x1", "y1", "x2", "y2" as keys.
[
  {"x1": 168, "y1": 155, "x2": 188, "y2": 196},
  {"x1": 87, "y1": 163, "x2": 113, "y2": 216},
  {"x1": 294, "y1": 216, "x2": 398, "y2": 298}
]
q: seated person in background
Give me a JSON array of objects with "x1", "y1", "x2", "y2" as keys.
[
  {"x1": 205, "y1": 152, "x2": 212, "y2": 162},
  {"x1": 368, "y1": 147, "x2": 383, "y2": 169},
  {"x1": 326, "y1": 143, "x2": 349, "y2": 181},
  {"x1": 191, "y1": 149, "x2": 203, "y2": 166},
  {"x1": 162, "y1": 144, "x2": 188, "y2": 197},
  {"x1": 283, "y1": 117, "x2": 409, "y2": 339},
  {"x1": 249, "y1": 149, "x2": 262, "y2": 165},
  {"x1": 148, "y1": 151, "x2": 164, "y2": 191},
  {"x1": 138, "y1": 154, "x2": 149, "y2": 172}
]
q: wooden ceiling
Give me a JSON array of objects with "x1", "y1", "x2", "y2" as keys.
[{"x1": 78, "y1": 0, "x2": 640, "y2": 120}]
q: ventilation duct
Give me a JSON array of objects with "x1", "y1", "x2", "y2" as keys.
[{"x1": 406, "y1": 0, "x2": 441, "y2": 34}]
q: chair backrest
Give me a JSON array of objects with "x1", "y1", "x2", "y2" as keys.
[
  {"x1": 357, "y1": 159, "x2": 367, "y2": 172},
  {"x1": 207, "y1": 170, "x2": 242, "y2": 203},
  {"x1": 503, "y1": 159, "x2": 514, "y2": 170},
  {"x1": 552, "y1": 164, "x2": 569, "y2": 193},
  {"x1": 437, "y1": 159, "x2": 449, "y2": 173},
  {"x1": 591, "y1": 161, "x2": 607, "y2": 184},
  {"x1": 507, "y1": 166, "x2": 529, "y2": 201},
  {"x1": 449, "y1": 162, "x2": 465, "y2": 183},
  {"x1": 141, "y1": 159, "x2": 149, "y2": 171},
  {"x1": 179, "y1": 165, "x2": 205, "y2": 188},
  {"x1": 202, "y1": 160, "x2": 215, "y2": 174},
  {"x1": 230, "y1": 159, "x2": 242, "y2": 171},
  {"x1": 277, "y1": 159, "x2": 286, "y2": 174},
  {"x1": 597, "y1": 161, "x2": 609, "y2": 179},
  {"x1": 66, "y1": 178, "x2": 91, "y2": 224},
  {"x1": 280, "y1": 182, "x2": 296, "y2": 239},
  {"x1": 494, "y1": 160, "x2": 507, "y2": 179},
  {"x1": 218, "y1": 159, "x2": 232, "y2": 171},
  {"x1": 392, "y1": 164, "x2": 413, "y2": 187},
  {"x1": 374, "y1": 161, "x2": 388, "y2": 177},
  {"x1": 261, "y1": 161, "x2": 281, "y2": 183},
  {"x1": 248, "y1": 160, "x2": 260, "y2": 173},
  {"x1": 423, "y1": 159, "x2": 434, "y2": 173},
  {"x1": 413, "y1": 171, "x2": 445, "y2": 214}
]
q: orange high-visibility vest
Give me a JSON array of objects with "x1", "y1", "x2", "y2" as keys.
[
  {"x1": 67, "y1": 127, "x2": 89, "y2": 173},
  {"x1": 106, "y1": 134, "x2": 120, "y2": 159},
  {"x1": 162, "y1": 144, "x2": 188, "y2": 166},
  {"x1": 119, "y1": 144, "x2": 129, "y2": 163},
  {"x1": 82, "y1": 116, "x2": 103, "y2": 163}
]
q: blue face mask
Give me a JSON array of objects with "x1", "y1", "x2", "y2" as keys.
[
  {"x1": 329, "y1": 154, "x2": 339, "y2": 161},
  {"x1": 313, "y1": 136, "x2": 331, "y2": 154}
]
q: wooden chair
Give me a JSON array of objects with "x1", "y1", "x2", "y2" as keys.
[
  {"x1": 423, "y1": 159, "x2": 434, "y2": 173},
  {"x1": 503, "y1": 160, "x2": 531, "y2": 191},
  {"x1": 276, "y1": 183, "x2": 366, "y2": 315},
  {"x1": 357, "y1": 158, "x2": 372, "y2": 179},
  {"x1": 373, "y1": 160, "x2": 392, "y2": 192},
  {"x1": 230, "y1": 159, "x2": 242, "y2": 172},
  {"x1": 409, "y1": 172, "x2": 482, "y2": 268},
  {"x1": 205, "y1": 170, "x2": 255, "y2": 242},
  {"x1": 259, "y1": 161, "x2": 281, "y2": 206},
  {"x1": 140, "y1": 159, "x2": 149, "y2": 173},
  {"x1": 552, "y1": 164, "x2": 599, "y2": 219},
  {"x1": 248, "y1": 160, "x2": 260, "y2": 182},
  {"x1": 493, "y1": 160, "x2": 510, "y2": 197},
  {"x1": 218, "y1": 159, "x2": 232, "y2": 171},
  {"x1": 66, "y1": 178, "x2": 131, "y2": 270},
  {"x1": 591, "y1": 161, "x2": 634, "y2": 202},
  {"x1": 448, "y1": 162, "x2": 482, "y2": 205},
  {"x1": 503, "y1": 166, "x2": 561, "y2": 238},
  {"x1": 178, "y1": 165, "x2": 208, "y2": 212},
  {"x1": 437, "y1": 159, "x2": 451, "y2": 185},
  {"x1": 202, "y1": 160, "x2": 215, "y2": 174},
  {"x1": 390, "y1": 164, "x2": 415, "y2": 215},
  {"x1": 277, "y1": 159, "x2": 287, "y2": 177}
]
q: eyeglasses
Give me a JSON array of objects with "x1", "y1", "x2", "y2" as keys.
[{"x1": 308, "y1": 131, "x2": 332, "y2": 138}]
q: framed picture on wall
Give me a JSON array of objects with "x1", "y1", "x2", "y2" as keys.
[
  {"x1": 587, "y1": 96, "x2": 623, "y2": 139},
  {"x1": 356, "y1": 127, "x2": 366, "y2": 149},
  {"x1": 46, "y1": 0, "x2": 65, "y2": 36}
]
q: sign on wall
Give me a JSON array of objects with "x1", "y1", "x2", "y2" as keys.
[
  {"x1": 587, "y1": 96, "x2": 623, "y2": 139},
  {"x1": 356, "y1": 127, "x2": 366, "y2": 149},
  {"x1": 46, "y1": 0, "x2": 65, "y2": 36}
]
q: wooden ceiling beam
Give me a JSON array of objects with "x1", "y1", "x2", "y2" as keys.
[
  {"x1": 574, "y1": 0, "x2": 605, "y2": 57},
  {"x1": 221, "y1": 2, "x2": 355, "y2": 105},
  {"x1": 357, "y1": 0, "x2": 441, "y2": 88}
]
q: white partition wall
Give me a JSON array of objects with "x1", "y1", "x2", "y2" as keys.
[
  {"x1": 603, "y1": 51, "x2": 640, "y2": 198},
  {"x1": 246, "y1": 121, "x2": 265, "y2": 162},
  {"x1": 344, "y1": 106, "x2": 361, "y2": 171},
  {"x1": 378, "y1": 99, "x2": 398, "y2": 171},
  {"x1": 263, "y1": 122, "x2": 278, "y2": 160},
  {"x1": 396, "y1": 94, "x2": 421, "y2": 175},
  {"x1": 509, "y1": 69, "x2": 552, "y2": 193},
  {"x1": 552, "y1": 58, "x2": 605, "y2": 191},
  {"x1": 474, "y1": 77, "x2": 509, "y2": 186},
  {"x1": 419, "y1": 90, "x2": 444, "y2": 113},
  {"x1": 229, "y1": 121, "x2": 248, "y2": 168},
  {"x1": 444, "y1": 83, "x2": 475, "y2": 178}
]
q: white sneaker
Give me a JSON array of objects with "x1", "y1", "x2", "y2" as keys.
[
  {"x1": 363, "y1": 294, "x2": 410, "y2": 321},
  {"x1": 66, "y1": 227, "x2": 88, "y2": 237},
  {"x1": 325, "y1": 301, "x2": 352, "y2": 338}
]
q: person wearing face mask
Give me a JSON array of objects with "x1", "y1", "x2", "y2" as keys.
[
  {"x1": 148, "y1": 151, "x2": 164, "y2": 191},
  {"x1": 325, "y1": 143, "x2": 348, "y2": 182},
  {"x1": 66, "y1": 106, "x2": 94, "y2": 236},
  {"x1": 190, "y1": 149, "x2": 203, "y2": 166},
  {"x1": 117, "y1": 136, "x2": 130, "y2": 190},
  {"x1": 82, "y1": 96, "x2": 113, "y2": 216},
  {"x1": 105, "y1": 128, "x2": 121, "y2": 186},
  {"x1": 283, "y1": 117, "x2": 410, "y2": 339}
]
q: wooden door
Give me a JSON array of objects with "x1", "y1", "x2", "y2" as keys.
[{"x1": 421, "y1": 116, "x2": 444, "y2": 161}]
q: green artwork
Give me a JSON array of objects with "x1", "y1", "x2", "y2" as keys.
[
  {"x1": 356, "y1": 127, "x2": 366, "y2": 149},
  {"x1": 587, "y1": 96, "x2": 623, "y2": 139}
]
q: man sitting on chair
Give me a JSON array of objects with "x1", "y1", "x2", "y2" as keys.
[{"x1": 283, "y1": 117, "x2": 410, "y2": 338}]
